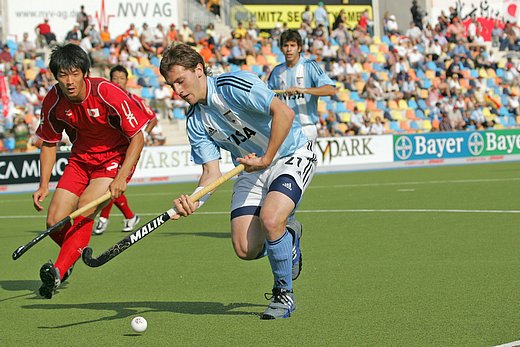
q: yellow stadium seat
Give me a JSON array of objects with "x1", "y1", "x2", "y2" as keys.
[
  {"x1": 370, "y1": 45, "x2": 378, "y2": 53},
  {"x1": 338, "y1": 123, "x2": 348, "y2": 133},
  {"x1": 422, "y1": 119, "x2": 432, "y2": 130},
  {"x1": 391, "y1": 35, "x2": 398, "y2": 44},
  {"x1": 338, "y1": 91, "x2": 349, "y2": 102},
  {"x1": 482, "y1": 107, "x2": 491, "y2": 117},
  {"x1": 419, "y1": 89, "x2": 428, "y2": 99},
  {"x1": 398, "y1": 99, "x2": 408, "y2": 109},
  {"x1": 379, "y1": 71, "x2": 389, "y2": 81},
  {"x1": 340, "y1": 113, "x2": 350, "y2": 122},
  {"x1": 425, "y1": 70, "x2": 435, "y2": 79},
  {"x1": 376, "y1": 53, "x2": 386, "y2": 63},
  {"x1": 498, "y1": 59, "x2": 506, "y2": 69},
  {"x1": 391, "y1": 110, "x2": 403, "y2": 120},
  {"x1": 479, "y1": 69, "x2": 488, "y2": 78},
  {"x1": 266, "y1": 55, "x2": 278, "y2": 66},
  {"x1": 373, "y1": 36, "x2": 381, "y2": 45},
  {"x1": 356, "y1": 102, "x2": 366, "y2": 112},
  {"x1": 487, "y1": 69, "x2": 496, "y2": 78}
]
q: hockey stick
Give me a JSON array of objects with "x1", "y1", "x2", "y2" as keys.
[
  {"x1": 81, "y1": 164, "x2": 245, "y2": 267},
  {"x1": 12, "y1": 191, "x2": 112, "y2": 260},
  {"x1": 273, "y1": 90, "x2": 285, "y2": 94}
]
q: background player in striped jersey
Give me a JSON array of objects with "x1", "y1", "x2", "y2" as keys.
[
  {"x1": 268, "y1": 29, "x2": 337, "y2": 141},
  {"x1": 92, "y1": 65, "x2": 158, "y2": 235},
  {"x1": 160, "y1": 44, "x2": 317, "y2": 319},
  {"x1": 32, "y1": 44, "x2": 149, "y2": 298}
]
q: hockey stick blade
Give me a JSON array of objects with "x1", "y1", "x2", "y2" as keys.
[
  {"x1": 82, "y1": 210, "x2": 172, "y2": 267},
  {"x1": 82, "y1": 164, "x2": 246, "y2": 267}
]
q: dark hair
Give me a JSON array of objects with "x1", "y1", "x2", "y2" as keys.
[
  {"x1": 280, "y1": 29, "x2": 302, "y2": 48},
  {"x1": 49, "y1": 43, "x2": 90, "y2": 79},
  {"x1": 160, "y1": 43, "x2": 207, "y2": 80},
  {"x1": 110, "y1": 64, "x2": 128, "y2": 80}
]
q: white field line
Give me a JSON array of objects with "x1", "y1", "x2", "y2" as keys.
[
  {"x1": 2, "y1": 208, "x2": 520, "y2": 219},
  {"x1": 493, "y1": 340, "x2": 520, "y2": 347},
  {"x1": 0, "y1": 177, "x2": 518, "y2": 202}
]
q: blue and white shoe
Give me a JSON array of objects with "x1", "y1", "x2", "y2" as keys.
[
  {"x1": 261, "y1": 288, "x2": 296, "y2": 320},
  {"x1": 287, "y1": 219, "x2": 302, "y2": 280}
]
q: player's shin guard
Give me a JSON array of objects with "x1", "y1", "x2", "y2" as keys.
[
  {"x1": 49, "y1": 221, "x2": 72, "y2": 246},
  {"x1": 114, "y1": 195, "x2": 134, "y2": 219},
  {"x1": 266, "y1": 230, "x2": 293, "y2": 290},
  {"x1": 54, "y1": 215, "x2": 94, "y2": 280}
]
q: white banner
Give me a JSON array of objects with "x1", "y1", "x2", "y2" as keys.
[
  {"x1": 315, "y1": 135, "x2": 394, "y2": 169},
  {"x1": 6, "y1": 0, "x2": 179, "y2": 42}
]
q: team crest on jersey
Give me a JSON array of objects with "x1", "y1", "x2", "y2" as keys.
[
  {"x1": 296, "y1": 77, "x2": 304, "y2": 85},
  {"x1": 65, "y1": 109, "x2": 73, "y2": 117},
  {"x1": 87, "y1": 108, "x2": 100, "y2": 117}
]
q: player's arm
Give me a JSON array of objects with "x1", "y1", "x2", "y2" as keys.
[
  {"x1": 288, "y1": 84, "x2": 337, "y2": 97},
  {"x1": 144, "y1": 117, "x2": 158, "y2": 134},
  {"x1": 32, "y1": 142, "x2": 57, "y2": 211},
  {"x1": 171, "y1": 159, "x2": 222, "y2": 220},
  {"x1": 237, "y1": 97, "x2": 294, "y2": 172},
  {"x1": 109, "y1": 132, "x2": 144, "y2": 198}
]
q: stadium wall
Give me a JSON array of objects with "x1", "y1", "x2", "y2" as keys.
[{"x1": 2, "y1": 129, "x2": 520, "y2": 194}]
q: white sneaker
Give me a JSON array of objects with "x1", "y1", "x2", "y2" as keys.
[
  {"x1": 122, "y1": 215, "x2": 140, "y2": 232},
  {"x1": 93, "y1": 217, "x2": 109, "y2": 235}
]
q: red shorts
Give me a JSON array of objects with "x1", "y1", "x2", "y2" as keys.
[{"x1": 57, "y1": 150, "x2": 136, "y2": 196}]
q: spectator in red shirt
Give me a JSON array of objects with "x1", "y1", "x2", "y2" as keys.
[
  {"x1": 35, "y1": 18, "x2": 57, "y2": 45},
  {"x1": 32, "y1": 44, "x2": 149, "y2": 299}
]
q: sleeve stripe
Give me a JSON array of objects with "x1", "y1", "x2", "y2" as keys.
[
  {"x1": 215, "y1": 82, "x2": 251, "y2": 93},
  {"x1": 216, "y1": 76, "x2": 253, "y2": 89}
]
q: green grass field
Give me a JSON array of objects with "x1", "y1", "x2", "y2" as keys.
[{"x1": 2, "y1": 162, "x2": 520, "y2": 346}]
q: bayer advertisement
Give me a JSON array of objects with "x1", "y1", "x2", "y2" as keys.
[{"x1": 393, "y1": 129, "x2": 520, "y2": 161}]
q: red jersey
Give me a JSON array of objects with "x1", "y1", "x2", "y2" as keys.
[{"x1": 37, "y1": 77, "x2": 149, "y2": 157}]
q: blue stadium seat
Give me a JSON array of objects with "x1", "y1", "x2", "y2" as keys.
[
  {"x1": 350, "y1": 91, "x2": 361, "y2": 101},
  {"x1": 150, "y1": 56, "x2": 160, "y2": 67},
  {"x1": 509, "y1": 116, "x2": 516, "y2": 126},
  {"x1": 173, "y1": 107, "x2": 185, "y2": 119},
  {"x1": 415, "y1": 109, "x2": 425, "y2": 119},
  {"x1": 229, "y1": 64, "x2": 240, "y2": 72},
  {"x1": 470, "y1": 69, "x2": 479, "y2": 78},
  {"x1": 382, "y1": 36, "x2": 391, "y2": 45},
  {"x1": 376, "y1": 100, "x2": 386, "y2": 111},
  {"x1": 467, "y1": 124, "x2": 476, "y2": 131},
  {"x1": 148, "y1": 76, "x2": 159, "y2": 88},
  {"x1": 251, "y1": 64, "x2": 263, "y2": 76},
  {"x1": 499, "y1": 107, "x2": 509, "y2": 117},
  {"x1": 143, "y1": 67, "x2": 155, "y2": 78},
  {"x1": 408, "y1": 99, "x2": 418, "y2": 109},
  {"x1": 141, "y1": 87, "x2": 153, "y2": 99},
  {"x1": 336, "y1": 102, "x2": 347, "y2": 113},
  {"x1": 390, "y1": 121, "x2": 400, "y2": 132},
  {"x1": 360, "y1": 45, "x2": 370, "y2": 54},
  {"x1": 416, "y1": 69, "x2": 426, "y2": 79},
  {"x1": 418, "y1": 99, "x2": 427, "y2": 109},
  {"x1": 422, "y1": 79, "x2": 432, "y2": 89},
  {"x1": 501, "y1": 95, "x2": 509, "y2": 106},
  {"x1": 410, "y1": 120, "x2": 419, "y2": 130},
  {"x1": 35, "y1": 58, "x2": 46, "y2": 69},
  {"x1": 496, "y1": 69, "x2": 504, "y2": 78}
]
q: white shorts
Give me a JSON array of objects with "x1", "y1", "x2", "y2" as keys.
[
  {"x1": 301, "y1": 124, "x2": 318, "y2": 141},
  {"x1": 230, "y1": 141, "x2": 317, "y2": 218}
]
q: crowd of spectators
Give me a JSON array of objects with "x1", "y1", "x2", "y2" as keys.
[{"x1": 0, "y1": 1, "x2": 519, "y2": 152}]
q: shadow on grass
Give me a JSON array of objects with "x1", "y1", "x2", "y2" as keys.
[
  {"x1": 22, "y1": 301, "x2": 263, "y2": 328},
  {"x1": 157, "y1": 231, "x2": 230, "y2": 239},
  {"x1": 0, "y1": 280, "x2": 71, "y2": 303}
]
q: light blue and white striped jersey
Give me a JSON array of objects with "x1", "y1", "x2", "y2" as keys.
[
  {"x1": 268, "y1": 56, "x2": 335, "y2": 127},
  {"x1": 186, "y1": 71, "x2": 308, "y2": 165}
]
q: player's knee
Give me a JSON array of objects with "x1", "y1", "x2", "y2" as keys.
[
  {"x1": 46, "y1": 214, "x2": 61, "y2": 227},
  {"x1": 260, "y1": 215, "x2": 284, "y2": 237},
  {"x1": 231, "y1": 240, "x2": 257, "y2": 260}
]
